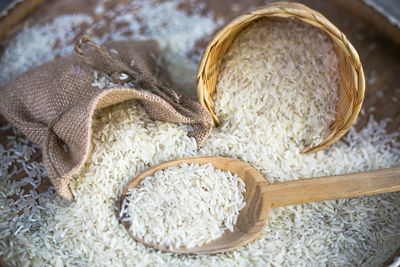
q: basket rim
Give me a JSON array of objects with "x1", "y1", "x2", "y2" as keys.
[{"x1": 196, "y1": 1, "x2": 365, "y2": 153}]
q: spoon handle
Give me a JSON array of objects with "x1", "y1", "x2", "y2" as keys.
[{"x1": 261, "y1": 167, "x2": 400, "y2": 208}]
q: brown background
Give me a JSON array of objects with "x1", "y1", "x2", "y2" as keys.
[{"x1": 0, "y1": 0, "x2": 399, "y2": 265}]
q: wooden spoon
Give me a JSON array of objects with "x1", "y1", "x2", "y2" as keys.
[{"x1": 119, "y1": 156, "x2": 400, "y2": 254}]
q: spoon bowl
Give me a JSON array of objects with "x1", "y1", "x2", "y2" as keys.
[{"x1": 119, "y1": 156, "x2": 400, "y2": 254}]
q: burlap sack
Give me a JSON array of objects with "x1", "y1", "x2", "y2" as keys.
[{"x1": 0, "y1": 35, "x2": 213, "y2": 200}]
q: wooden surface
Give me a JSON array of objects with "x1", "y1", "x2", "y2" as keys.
[
  {"x1": 0, "y1": 0, "x2": 399, "y2": 264},
  {"x1": 334, "y1": 0, "x2": 400, "y2": 45},
  {"x1": 120, "y1": 157, "x2": 400, "y2": 254},
  {"x1": 0, "y1": 0, "x2": 45, "y2": 41}
]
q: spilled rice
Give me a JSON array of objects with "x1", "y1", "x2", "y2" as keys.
[{"x1": 0, "y1": 1, "x2": 400, "y2": 266}]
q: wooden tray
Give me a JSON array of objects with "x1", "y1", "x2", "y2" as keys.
[{"x1": 0, "y1": 0, "x2": 399, "y2": 265}]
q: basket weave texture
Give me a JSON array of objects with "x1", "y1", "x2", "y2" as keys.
[{"x1": 196, "y1": 2, "x2": 365, "y2": 153}]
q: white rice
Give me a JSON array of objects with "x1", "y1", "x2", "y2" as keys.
[
  {"x1": 0, "y1": 14, "x2": 93, "y2": 86},
  {"x1": 1, "y1": 100, "x2": 399, "y2": 266},
  {"x1": 214, "y1": 18, "x2": 339, "y2": 149},
  {"x1": 0, "y1": 1, "x2": 399, "y2": 266},
  {"x1": 120, "y1": 163, "x2": 246, "y2": 249},
  {"x1": 0, "y1": 0, "x2": 222, "y2": 95}
]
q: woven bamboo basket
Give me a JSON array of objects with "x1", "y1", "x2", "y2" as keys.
[{"x1": 196, "y1": 2, "x2": 365, "y2": 153}]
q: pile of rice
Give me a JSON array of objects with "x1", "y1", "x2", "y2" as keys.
[
  {"x1": 215, "y1": 18, "x2": 339, "y2": 149},
  {"x1": 120, "y1": 163, "x2": 246, "y2": 249},
  {"x1": 1, "y1": 1, "x2": 399, "y2": 266}
]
